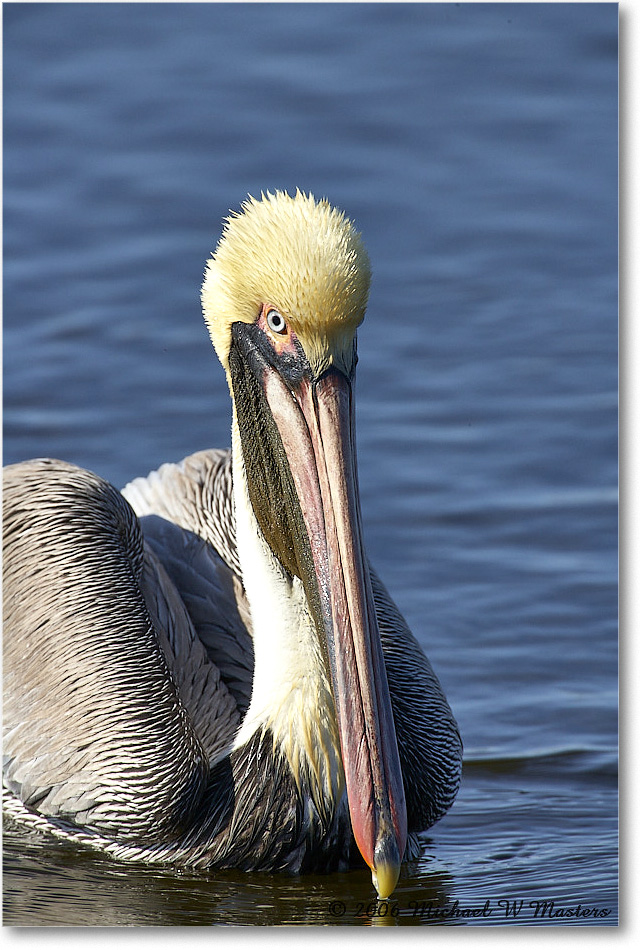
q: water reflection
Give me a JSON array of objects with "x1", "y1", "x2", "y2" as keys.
[{"x1": 3, "y1": 819, "x2": 459, "y2": 926}]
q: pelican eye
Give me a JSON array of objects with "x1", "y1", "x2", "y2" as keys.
[{"x1": 266, "y1": 308, "x2": 287, "y2": 335}]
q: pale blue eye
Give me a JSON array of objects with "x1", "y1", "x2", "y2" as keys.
[{"x1": 267, "y1": 309, "x2": 287, "y2": 335}]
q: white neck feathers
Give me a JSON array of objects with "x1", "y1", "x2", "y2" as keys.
[{"x1": 229, "y1": 415, "x2": 344, "y2": 815}]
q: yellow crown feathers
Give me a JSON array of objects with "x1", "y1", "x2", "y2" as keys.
[{"x1": 201, "y1": 190, "x2": 371, "y2": 381}]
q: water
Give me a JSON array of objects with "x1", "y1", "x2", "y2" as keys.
[{"x1": 3, "y1": 2, "x2": 618, "y2": 927}]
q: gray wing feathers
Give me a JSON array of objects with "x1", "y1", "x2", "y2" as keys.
[
  {"x1": 122, "y1": 449, "x2": 241, "y2": 577},
  {"x1": 139, "y1": 515, "x2": 253, "y2": 717},
  {"x1": 371, "y1": 569, "x2": 463, "y2": 831},
  {"x1": 2, "y1": 459, "x2": 231, "y2": 841},
  {"x1": 122, "y1": 449, "x2": 254, "y2": 713},
  {"x1": 137, "y1": 541, "x2": 241, "y2": 762}
]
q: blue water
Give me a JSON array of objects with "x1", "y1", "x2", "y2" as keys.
[{"x1": 3, "y1": 2, "x2": 618, "y2": 927}]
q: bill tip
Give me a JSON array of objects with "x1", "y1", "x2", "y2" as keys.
[{"x1": 372, "y1": 834, "x2": 401, "y2": 899}]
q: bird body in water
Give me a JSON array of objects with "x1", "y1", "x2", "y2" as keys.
[{"x1": 3, "y1": 191, "x2": 462, "y2": 898}]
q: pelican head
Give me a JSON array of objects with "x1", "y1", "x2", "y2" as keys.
[
  {"x1": 202, "y1": 190, "x2": 371, "y2": 381},
  {"x1": 201, "y1": 191, "x2": 406, "y2": 897}
]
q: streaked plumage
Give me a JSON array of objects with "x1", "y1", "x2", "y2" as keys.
[{"x1": 3, "y1": 191, "x2": 462, "y2": 896}]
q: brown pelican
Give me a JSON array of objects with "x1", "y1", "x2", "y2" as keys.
[{"x1": 3, "y1": 191, "x2": 461, "y2": 898}]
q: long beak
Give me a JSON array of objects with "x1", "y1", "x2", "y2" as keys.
[{"x1": 262, "y1": 363, "x2": 407, "y2": 898}]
